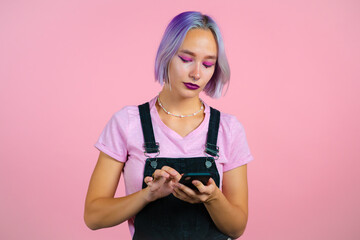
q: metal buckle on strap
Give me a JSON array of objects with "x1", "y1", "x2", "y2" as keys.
[
  {"x1": 144, "y1": 151, "x2": 160, "y2": 158},
  {"x1": 204, "y1": 143, "x2": 219, "y2": 160},
  {"x1": 143, "y1": 142, "x2": 160, "y2": 158}
]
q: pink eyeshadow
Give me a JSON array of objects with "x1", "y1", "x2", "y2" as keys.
[
  {"x1": 179, "y1": 55, "x2": 192, "y2": 61},
  {"x1": 203, "y1": 61, "x2": 214, "y2": 66}
]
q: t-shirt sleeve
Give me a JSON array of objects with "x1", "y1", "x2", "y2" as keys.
[
  {"x1": 223, "y1": 116, "x2": 254, "y2": 172},
  {"x1": 94, "y1": 107, "x2": 129, "y2": 162}
]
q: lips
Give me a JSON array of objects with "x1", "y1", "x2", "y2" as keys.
[{"x1": 184, "y1": 82, "x2": 200, "y2": 90}]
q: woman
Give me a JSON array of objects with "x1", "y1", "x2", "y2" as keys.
[{"x1": 84, "y1": 11, "x2": 254, "y2": 240}]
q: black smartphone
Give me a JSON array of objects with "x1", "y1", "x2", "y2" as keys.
[{"x1": 179, "y1": 173, "x2": 212, "y2": 190}]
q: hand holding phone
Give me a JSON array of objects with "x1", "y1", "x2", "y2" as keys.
[{"x1": 179, "y1": 173, "x2": 212, "y2": 190}]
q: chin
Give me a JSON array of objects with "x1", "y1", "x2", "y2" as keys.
[{"x1": 181, "y1": 90, "x2": 201, "y2": 99}]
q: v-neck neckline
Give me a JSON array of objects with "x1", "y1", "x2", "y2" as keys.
[{"x1": 149, "y1": 96, "x2": 210, "y2": 140}]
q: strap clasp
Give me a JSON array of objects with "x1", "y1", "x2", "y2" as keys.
[
  {"x1": 204, "y1": 143, "x2": 219, "y2": 160},
  {"x1": 143, "y1": 142, "x2": 160, "y2": 158}
]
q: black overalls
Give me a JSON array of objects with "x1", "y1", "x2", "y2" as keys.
[{"x1": 132, "y1": 102, "x2": 232, "y2": 240}]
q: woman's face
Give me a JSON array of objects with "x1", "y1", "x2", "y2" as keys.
[{"x1": 167, "y1": 28, "x2": 218, "y2": 99}]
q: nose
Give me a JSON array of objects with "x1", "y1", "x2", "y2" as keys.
[{"x1": 190, "y1": 63, "x2": 201, "y2": 81}]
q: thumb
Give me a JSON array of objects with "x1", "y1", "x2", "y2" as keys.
[{"x1": 207, "y1": 177, "x2": 215, "y2": 186}]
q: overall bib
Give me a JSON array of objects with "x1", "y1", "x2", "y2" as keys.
[{"x1": 132, "y1": 102, "x2": 231, "y2": 240}]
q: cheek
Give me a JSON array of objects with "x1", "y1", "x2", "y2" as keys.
[
  {"x1": 204, "y1": 68, "x2": 215, "y2": 80},
  {"x1": 171, "y1": 64, "x2": 187, "y2": 77}
]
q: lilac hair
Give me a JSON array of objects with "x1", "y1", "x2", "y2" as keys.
[{"x1": 154, "y1": 11, "x2": 230, "y2": 98}]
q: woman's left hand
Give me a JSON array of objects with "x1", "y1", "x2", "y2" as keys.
[{"x1": 172, "y1": 178, "x2": 220, "y2": 204}]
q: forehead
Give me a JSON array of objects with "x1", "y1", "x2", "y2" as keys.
[{"x1": 178, "y1": 28, "x2": 218, "y2": 57}]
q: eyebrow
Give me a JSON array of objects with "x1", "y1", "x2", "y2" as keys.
[{"x1": 178, "y1": 49, "x2": 217, "y2": 60}]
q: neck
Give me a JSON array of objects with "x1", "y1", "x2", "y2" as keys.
[{"x1": 157, "y1": 87, "x2": 203, "y2": 116}]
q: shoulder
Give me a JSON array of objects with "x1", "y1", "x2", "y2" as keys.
[
  {"x1": 111, "y1": 104, "x2": 140, "y2": 121},
  {"x1": 217, "y1": 110, "x2": 245, "y2": 134},
  {"x1": 112, "y1": 98, "x2": 156, "y2": 119}
]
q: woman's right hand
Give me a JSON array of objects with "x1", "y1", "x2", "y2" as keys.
[{"x1": 143, "y1": 166, "x2": 181, "y2": 202}]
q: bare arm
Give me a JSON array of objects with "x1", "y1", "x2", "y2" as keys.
[
  {"x1": 84, "y1": 151, "x2": 146, "y2": 230},
  {"x1": 172, "y1": 164, "x2": 249, "y2": 239},
  {"x1": 204, "y1": 164, "x2": 249, "y2": 238},
  {"x1": 84, "y1": 151, "x2": 181, "y2": 230}
]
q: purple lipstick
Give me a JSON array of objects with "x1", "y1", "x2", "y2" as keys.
[{"x1": 184, "y1": 82, "x2": 200, "y2": 90}]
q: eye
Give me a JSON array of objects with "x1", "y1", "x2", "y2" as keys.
[
  {"x1": 203, "y1": 61, "x2": 215, "y2": 68},
  {"x1": 178, "y1": 55, "x2": 192, "y2": 63}
]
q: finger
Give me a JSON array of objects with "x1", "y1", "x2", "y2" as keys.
[
  {"x1": 172, "y1": 190, "x2": 183, "y2": 201},
  {"x1": 144, "y1": 176, "x2": 153, "y2": 184},
  {"x1": 194, "y1": 178, "x2": 217, "y2": 194},
  {"x1": 172, "y1": 173, "x2": 184, "y2": 184},
  {"x1": 152, "y1": 169, "x2": 170, "y2": 180},
  {"x1": 154, "y1": 173, "x2": 168, "y2": 187},
  {"x1": 161, "y1": 166, "x2": 181, "y2": 180},
  {"x1": 192, "y1": 180, "x2": 207, "y2": 193},
  {"x1": 174, "y1": 173, "x2": 184, "y2": 182},
  {"x1": 173, "y1": 187, "x2": 190, "y2": 201},
  {"x1": 148, "y1": 177, "x2": 166, "y2": 192},
  {"x1": 207, "y1": 177, "x2": 216, "y2": 186},
  {"x1": 176, "y1": 183, "x2": 197, "y2": 197},
  {"x1": 147, "y1": 181, "x2": 153, "y2": 188},
  {"x1": 173, "y1": 187, "x2": 200, "y2": 204},
  {"x1": 172, "y1": 187, "x2": 182, "y2": 197}
]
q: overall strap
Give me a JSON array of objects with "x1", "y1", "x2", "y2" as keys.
[
  {"x1": 205, "y1": 107, "x2": 221, "y2": 158},
  {"x1": 138, "y1": 102, "x2": 159, "y2": 154}
]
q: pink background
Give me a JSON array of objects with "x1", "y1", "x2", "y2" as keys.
[{"x1": 1, "y1": 0, "x2": 359, "y2": 239}]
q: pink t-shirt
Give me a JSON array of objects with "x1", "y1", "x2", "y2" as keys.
[{"x1": 94, "y1": 95, "x2": 254, "y2": 236}]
